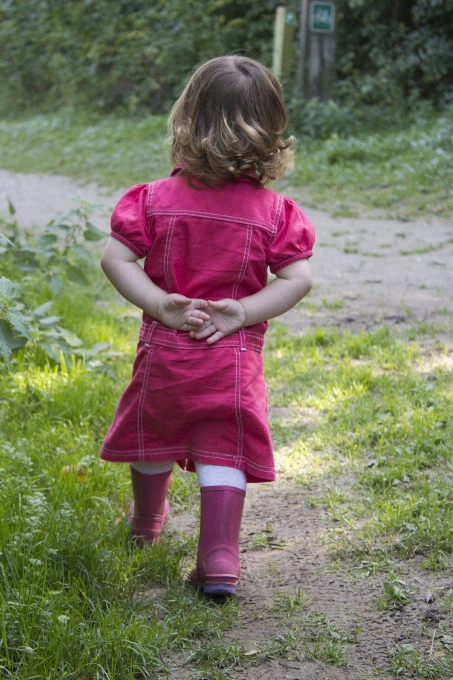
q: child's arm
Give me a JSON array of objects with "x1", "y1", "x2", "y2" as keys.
[
  {"x1": 190, "y1": 258, "x2": 313, "y2": 344},
  {"x1": 100, "y1": 237, "x2": 210, "y2": 330}
]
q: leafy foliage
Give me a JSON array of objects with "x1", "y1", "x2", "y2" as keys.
[
  {"x1": 336, "y1": 0, "x2": 453, "y2": 110},
  {"x1": 0, "y1": 202, "x2": 108, "y2": 364},
  {"x1": 0, "y1": 0, "x2": 279, "y2": 114},
  {"x1": 0, "y1": 0, "x2": 451, "y2": 119},
  {"x1": 0, "y1": 276, "x2": 30, "y2": 364}
]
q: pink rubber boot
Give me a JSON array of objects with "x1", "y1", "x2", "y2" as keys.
[
  {"x1": 128, "y1": 467, "x2": 172, "y2": 544},
  {"x1": 190, "y1": 485, "x2": 246, "y2": 596}
]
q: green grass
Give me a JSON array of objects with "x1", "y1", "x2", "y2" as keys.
[
  {"x1": 0, "y1": 258, "x2": 241, "y2": 678},
  {"x1": 2, "y1": 266, "x2": 453, "y2": 676},
  {"x1": 0, "y1": 112, "x2": 169, "y2": 188},
  {"x1": 287, "y1": 110, "x2": 453, "y2": 217},
  {"x1": 1, "y1": 106, "x2": 453, "y2": 215},
  {"x1": 265, "y1": 324, "x2": 453, "y2": 569}
]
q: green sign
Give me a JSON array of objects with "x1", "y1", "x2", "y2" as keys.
[{"x1": 309, "y1": 1, "x2": 335, "y2": 32}]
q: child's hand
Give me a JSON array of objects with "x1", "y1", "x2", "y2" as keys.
[
  {"x1": 189, "y1": 298, "x2": 247, "y2": 344},
  {"x1": 156, "y1": 294, "x2": 210, "y2": 330}
]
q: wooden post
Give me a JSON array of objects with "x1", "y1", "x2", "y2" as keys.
[
  {"x1": 298, "y1": 0, "x2": 337, "y2": 101},
  {"x1": 272, "y1": 6, "x2": 286, "y2": 81},
  {"x1": 273, "y1": 7, "x2": 297, "y2": 81},
  {"x1": 282, "y1": 10, "x2": 296, "y2": 80}
]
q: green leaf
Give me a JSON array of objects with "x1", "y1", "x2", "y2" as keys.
[
  {"x1": 0, "y1": 277, "x2": 16, "y2": 303},
  {"x1": 39, "y1": 316, "x2": 61, "y2": 326},
  {"x1": 47, "y1": 273, "x2": 63, "y2": 296},
  {"x1": 32, "y1": 301, "x2": 53, "y2": 317},
  {"x1": 0, "y1": 319, "x2": 27, "y2": 363},
  {"x1": 84, "y1": 222, "x2": 106, "y2": 242},
  {"x1": 37, "y1": 233, "x2": 58, "y2": 246},
  {"x1": 0, "y1": 319, "x2": 13, "y2": 364},
  {"x1": 0, "y1": 233, "x2": 16, "y2": 248},
  {"x1": 90, "y1": 342, "x2": 111, "y2": 353},
  {"x1": 72, "y1": 244, "x2": 94, "y2": 263},
  {"x1": 6, "y1": 310, "x2": 33, "y2": 341},
  {"x1": 39, "y1": 338, "x2": 68, "y2": 363},
  {"x1": 65, "y1": 265, "x2": 89, "y2": 285},
  {"x1": 8, "y1": 199, "x2": 15, "y2": 215},
  {"x1": 57, "y1": 327, "x2": 83, "y2": 347},
  {"x1": 47, "y1": 223, "x2": 70, "y2": 233}
]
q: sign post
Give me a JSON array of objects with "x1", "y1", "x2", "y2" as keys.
[
  {"x1": 298, "y1": 0, "x2": 337, "y2": 101},
  {"x1": 272, "y1": 7, "x2": 297, "y2": 81}
]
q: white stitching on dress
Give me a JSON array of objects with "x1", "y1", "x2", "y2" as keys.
[
  {"x1": 101, "y1": 445, "x2": 275, "y2": 473},
  {"x1": 232, "y1": 223, "x2": 252, "y2": 300},
  {"x1": 146, "y1": 181, "x2": 155, "y2": 216},
  {"x1": 269, "y1": 194, "x2": 284, "y2": 247},
  {"x1": 234, "y1": 347, "x2": 244, "y2": 466},
  {"x1": 137, "y1": 343, "x2": 155, "y2": 461},
  {"x1": 148, "y1": 209, "x2": 275, "y2": 233},
  {"x1": 163, "y1": 215, "x2": 176, "y2": 293},
  {"x1": 146, "y1": 182, "x2": 156, "y2": 244}
]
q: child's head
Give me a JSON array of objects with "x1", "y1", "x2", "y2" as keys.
[{"x1": 168, "y1": 56, "x2": 293, "y2": 186}]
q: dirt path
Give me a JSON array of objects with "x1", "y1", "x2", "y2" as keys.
[
  {"x1": 2, "y1": 169, "x2": 453, "y2": 678},
  {"x1": 2, "y1": 168, "x2": 452, "y2": 335}
]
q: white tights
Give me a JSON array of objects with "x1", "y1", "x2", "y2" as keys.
[{"x1": 130, "y1": 461, "x2": 247, "y2": 492}]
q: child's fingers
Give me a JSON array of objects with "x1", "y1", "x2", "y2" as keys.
[
  {"x1": 171, "y1": 294, "x2": 193, "y2": 307},
  {"x1": 189, "y1": 323, "x2": 217, "y2": 339},
  {"x1": 205, "y1": 330, "x2": 225, "y2": 345},
  {"x1": 207, "y1": 299, "x2": 231, "y2": 311},
  {"x1": 192, "y1": 298, "x2": 209, "y2": 310},
  {"x1": 190, "y1": 309, "x2": 211, "y2": 321},
  {"x1": 183, "y1": 317, "x2": 204, "y2": 329}
]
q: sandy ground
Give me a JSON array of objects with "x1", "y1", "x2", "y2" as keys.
[{"x1": 1, "y1": 169, "x2": 453, "y2": 678}]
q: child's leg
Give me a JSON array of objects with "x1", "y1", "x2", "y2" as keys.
[
  {"x1": 128, "y1": 461, "x2": 174, "y2": 544},
  {"x1": 191, "y1": 463, "x2": 246, "y2": 596},
  {"x1": 195, "y1": 463, "x2": 246, "y2": 491}
]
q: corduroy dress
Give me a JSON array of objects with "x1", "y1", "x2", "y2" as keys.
[{"x1": 100, "y1": 168, "x2": 315, "y2": 483}]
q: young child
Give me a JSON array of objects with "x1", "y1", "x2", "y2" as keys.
[{"x1": 100, "y1": 55, "x2": 315, "y2": 596}]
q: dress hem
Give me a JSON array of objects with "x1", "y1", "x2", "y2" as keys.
[{"x1": 99, "y1": 448, "x2": 275, "y2": 484}]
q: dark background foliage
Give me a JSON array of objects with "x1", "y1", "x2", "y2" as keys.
[
  {"x1": 0, "y1": 0, "x2": 452, "y2": 119},
  {"x1": 336, "y1": 0, "x2": 453, "y2": 109}
]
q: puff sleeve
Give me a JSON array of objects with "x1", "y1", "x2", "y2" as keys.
[
  {"x1": 267, "y1": 197, "x2": 315, "y2": 273},
  {"x1": 110, "y1": 184, "x2": 153, "y2": 258}
]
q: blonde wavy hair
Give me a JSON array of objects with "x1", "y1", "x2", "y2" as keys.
[{"x1": 168, "y1": 56, "x2": 294, "y2": 186}]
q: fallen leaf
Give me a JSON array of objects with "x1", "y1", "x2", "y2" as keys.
[{"x1": 60, "y1": 465, "x2": 87, "y2": 481}]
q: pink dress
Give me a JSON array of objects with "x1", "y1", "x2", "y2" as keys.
[{"x1": 100, "y1": 168, "x2": 315, "y2": 483}]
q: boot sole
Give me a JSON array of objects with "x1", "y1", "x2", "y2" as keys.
[
  {"x1": 190, "y1": 578, "x2": 237, "y2": 596},
  {"x1": 203, "y1": 583, "x2": 237, "y2": 596}
]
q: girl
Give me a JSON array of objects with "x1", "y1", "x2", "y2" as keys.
[{"x1": 100, "y1": 55, "x2": 315, "y2": 596}]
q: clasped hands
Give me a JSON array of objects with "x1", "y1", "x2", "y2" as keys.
[{"x1": 155, "y1": 294, "x2": 247, "y2": 345}]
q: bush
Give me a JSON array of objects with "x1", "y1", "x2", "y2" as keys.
[
  {"x1": 287, "y1": 97, "x2": 358, "y2": 139},
  {"x1": 336, "y1": 0, "x2": 453, "y2": 110},
  {"x1": 0, "y1": 0, "x2": 280, "y2": 115},
  {"x1": 0, "y1": 0, "x2": 452, "y2": 125}
]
